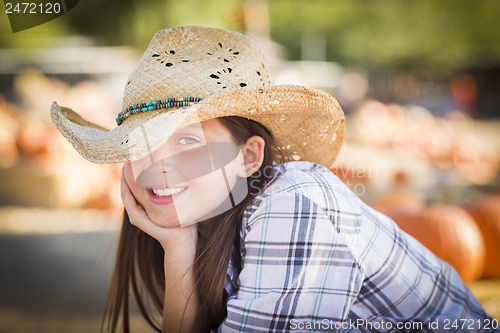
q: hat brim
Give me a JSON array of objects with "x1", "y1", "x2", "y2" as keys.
[{"x1": 51, "y1": 84, "x2": 344, "y2": 167}]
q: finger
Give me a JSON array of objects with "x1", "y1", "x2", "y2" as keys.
[
  {"x1": 120, "y1": 170, "x2": 134, "y2": 204},
  {"x1": 121, "y1": 170, "x2": 138, "y2": 209},
  {"x1": 120, "y1": 169, "x2": 165, "y2": 235},
  {"x1": 120, "y1": 171, "x2": 149, "y2": 222}
]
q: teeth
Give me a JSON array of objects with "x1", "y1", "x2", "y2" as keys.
[{"x1": 152, "y1": 187, "x2": 186, "y2": 197}]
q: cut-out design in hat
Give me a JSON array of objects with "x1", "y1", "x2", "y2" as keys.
[
  {"x1": 210, "y1": 68, "x2": 248, "y2": 89},
  {"x1": 50, "y1": 26, "x2": 345, "y2": 167},
  {"x1": 152, "y1": 49, "x2": 190, "y2": 67},
  {"x1": 206, "y1": 43, "x2": 240, "y2": 63},
  {"x1": 256, "y1": 63, "x2": 269, "y2": 85}
]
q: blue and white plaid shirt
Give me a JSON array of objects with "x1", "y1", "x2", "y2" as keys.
[{"x1": 216, "y1": 161, "x2": 497, "y2": 333}]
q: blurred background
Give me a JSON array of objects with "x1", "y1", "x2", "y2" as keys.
[{"x1": 1, "y1": 0, "x2": 499, "y2": 331}]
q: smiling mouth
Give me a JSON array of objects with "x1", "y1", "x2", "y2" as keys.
[{"x1": 150, "y1": 187, "x2": 188, "y2": 197}]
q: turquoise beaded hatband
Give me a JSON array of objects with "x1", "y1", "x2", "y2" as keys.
[
  {"x1": 116, "y1": 97, "x2": 202, "y2": 125},
  {"x1": 50, "y1": 26, "x2": 345, "y2": 167}
]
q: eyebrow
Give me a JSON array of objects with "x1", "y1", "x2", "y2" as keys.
[
  {"x1": 176, "y1": 124, "x2": 204, "y2": 132},
  {"x1": 173, "y1": 129, "x2": 204, "y2": 137}
]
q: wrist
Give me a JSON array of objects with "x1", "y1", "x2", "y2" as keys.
[{"x1": 160, "y1": 227, "x2": 198, "y2": 260}]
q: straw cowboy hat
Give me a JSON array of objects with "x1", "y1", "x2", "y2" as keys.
[{"x1": 51, "y1": 26, "x2": 344, "y2": 167}]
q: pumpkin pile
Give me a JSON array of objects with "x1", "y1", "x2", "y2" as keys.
[
  {"x1": 0, "y1": 70, "x2": 121, "y2": 210},
  {"x1": 384, "y1": 205, "x2": 486, "y2": 284},
  {"x1": 335, "y1": 99, "x2": 500, "y2": 284},
  {"x1": 348, "y1": 100, "x2": 500, "y2": 186},
  {"x1": 368, "y1": 191, "x2": 500, "y2": 284},
  {"x1": 463, "y1": 195, "x2": 500, "y2": 279}
]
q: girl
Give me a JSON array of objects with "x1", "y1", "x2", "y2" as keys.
[{"x1": 51, "y1": 26, "x2": 497, "y2": 332}]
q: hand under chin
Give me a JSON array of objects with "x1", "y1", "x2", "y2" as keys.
[{"x1": 148, "y1": 213, "x2": 182, "y2": 228}]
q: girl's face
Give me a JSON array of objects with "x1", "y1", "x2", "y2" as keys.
[{"x1": 123, "y1": 119, "x2": 247, "y2": 228}]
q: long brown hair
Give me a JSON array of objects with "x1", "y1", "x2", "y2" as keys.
[{"x1": 103, "y1": 116, "x2": 284, "y2": 332}]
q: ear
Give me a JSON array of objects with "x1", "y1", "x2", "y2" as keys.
[{"x1": 238, "y1": 135, "x2": 265, "y2": 178}]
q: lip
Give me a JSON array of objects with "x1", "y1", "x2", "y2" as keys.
[{"x1": 146, "y1": 186, "x2": 188, "y2": 205}]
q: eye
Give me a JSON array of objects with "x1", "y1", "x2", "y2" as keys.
[{"x1": 177, "y1": 136, "x2": 200, "y2": 145}]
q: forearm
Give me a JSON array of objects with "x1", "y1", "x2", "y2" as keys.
[{"x1": 162, "y1": 237, "x2": 199, "y2": 333}]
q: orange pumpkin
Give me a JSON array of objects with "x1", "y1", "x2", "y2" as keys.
[
  {"x1": 464, "y1": 195, "x2": 500, "y2": 278},
  {"x1": 387, "y1": 205, "x2": 486, "y2": 284}
]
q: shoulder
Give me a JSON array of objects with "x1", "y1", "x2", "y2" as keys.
[
  {"x1": 242, "y1": 161, "x2": 363, "y2": 233},
  {"x1": 249, "y1": 161, "x2": 360, "y2": 207}
]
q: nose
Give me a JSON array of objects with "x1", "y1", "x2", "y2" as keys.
[
  {"x1": 152, "y1": 158, "x2": 174, "y2": 174},
  {"x1": 135, "y1": 158, "x2": 174, "y2": 188}
]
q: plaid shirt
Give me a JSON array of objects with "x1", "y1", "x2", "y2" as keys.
[{"x1": 216, "y1": 161, "x2": 497, "y2": 333}]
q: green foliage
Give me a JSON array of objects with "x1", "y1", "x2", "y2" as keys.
[
  {"x1": 0, "y1": 7, "x2": 71, "y2": 48},
  {"x1": 62, "y1": 0, "x2": 242, "y2": 47},
  {"x1": 57, "y1": 0, "x2": 240, "y2": 47},
  {"x1": 269, "y1": 0, "x2": 500, "y2": 73},
  {"x1": 0, "y1": 0, "x2": 242, "y2": 49},
  {"x1": 2, "y1": 0, "x2": 500, "y2": 74}
]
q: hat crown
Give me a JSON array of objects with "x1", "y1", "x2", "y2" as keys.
[{"x1": 122, "y1": 26, "x2": 271, "y2": 110}]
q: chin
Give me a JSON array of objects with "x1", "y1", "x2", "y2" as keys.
[{"x1": 147, "y1": 211, "x2": 182, "y2": 228}]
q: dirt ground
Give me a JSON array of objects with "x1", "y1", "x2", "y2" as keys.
[{"x1": 470, "y1": 278, "x2": 500, "y2": 320}]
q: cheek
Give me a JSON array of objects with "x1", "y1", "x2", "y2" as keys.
[
  {"x1": 123, "y1": 163, "x2": 134, "y2": 184},
  {"x1": 123, "y1": 163, "x2": 143, "y2": 196},
  {"x1": 193, "y1": 169, "x2": 238, "y2": 203}
]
